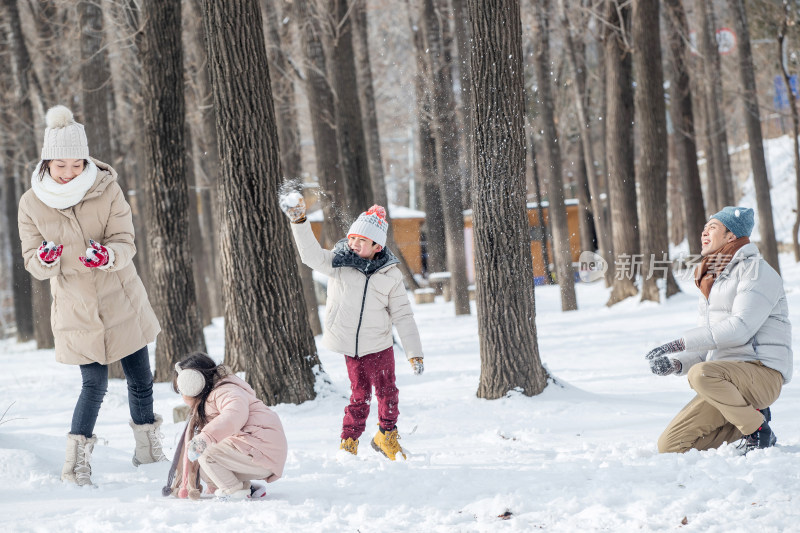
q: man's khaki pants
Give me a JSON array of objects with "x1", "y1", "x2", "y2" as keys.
[
  {"x1": 198, "y1": 439, "x2": 272, "y2": 494},
  {"x1": 658, "y1": 361, "x2": 783, "y2": 453}
]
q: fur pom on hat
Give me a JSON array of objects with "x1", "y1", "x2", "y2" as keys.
[
  {"x1": 45, "y1": 105, "x2": 75, "y2": 128},
  {"x1": 347, "y1": 205, "x2": 389, "y2": 248},
  {"x1": 41, "y1": 105, "x2": 90, "y2": 160}
]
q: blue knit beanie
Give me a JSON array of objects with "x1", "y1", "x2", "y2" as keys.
[{"x1": 709, "y1": 206, "x2": 754, "y2": 238}]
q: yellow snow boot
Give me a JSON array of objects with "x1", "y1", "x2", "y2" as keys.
[
  {"x1": 340, "y1": 437, "x2": 359, "y2": 455},
  {"x1": 371, "y1": 425, "x2": 406, "y2": 461}
]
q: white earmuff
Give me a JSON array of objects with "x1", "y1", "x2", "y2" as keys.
[{"x1": 175, "y1": 362, "x2": 206, "y2": 397}]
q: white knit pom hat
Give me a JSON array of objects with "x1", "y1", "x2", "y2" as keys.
[
  {"x1": 347, "y1": 205, "x2": 389, "y2": 248},
  {"x1": 41, "y1": 105, "x2": 90, "y2": 160},
  {"x1": 175, "y1": 362, "x2": 206, "y2": 397}
]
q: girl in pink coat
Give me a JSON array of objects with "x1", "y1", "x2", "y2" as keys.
[{"x1": 163, "y1": 353, "x2": 288, "y2": 501}]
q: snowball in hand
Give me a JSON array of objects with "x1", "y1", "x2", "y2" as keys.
[{"x1": 279, "y1": 191, "x2": 304, "y2": 211}]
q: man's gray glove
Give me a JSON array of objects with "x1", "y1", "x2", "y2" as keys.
[
  {"x1": 649, "y1": 356, "x2": 682, "y2": 376},
  {"x1": 645, "y1": 339, "x2": 685, "y2": 376}
]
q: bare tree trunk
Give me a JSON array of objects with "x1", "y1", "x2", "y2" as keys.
[
  {"x1": 140, "y1": 0, "x2": 206, "y2": 381},
  {"x1": 531, "y1": 0, "x2": 576, "y2": 311},
  {"x1": 327, "y1": 0, "x2": 374, "y2": 218},
  {"x1": 729, "y1": 0, "x2": 780, "y2": 273},
  {"x1": 0, "y1": 111, "x2": 33, "y2": 342},
  {"x1": 664, "y1": 0, "x2": 705, "y2": 256},
  {"x1": 352, "y1": 0, "x2": 385, "y2": 202},
  {"x1": 668, "y1": 139, "x2": 685, "y2": 247},
  {"x1": 4, "y1": 0, "x2": 53, "y2": 347},
  {"x1": 632, "y1": 0, "x2": 679, "y2": 303},
  {"x1": 30, "y1": 0, "x2": 60, "y2": 106},
  {"x1": 294, "y1": 0, "x2": 348, "y2": 248},
  {"x1": 202, "y1": 0, "x2": 319, "y2": 404},
  {"x1": 262, "y1": 0, "x2": 323, "y2": 336},
  {"x1": 351, "y1": 0, "x2": 419, "y2": 290},
  {"x1": 559, "y1": 0, "x2": 612, "y2": 286},
  {"x1": 109, "y1": 0, "x2": 153, "y2": 298},
  {"x1": 779, "y1": 13, "x2": 800, "y2": 263},
  {"x1": 78, "y1": 0, "x2": 125, "y2": 376},
  {"x1": 186, "y1": 0, "x2": 223, "y2": 319},
  {"x1": 184, "y1": 122, "x2": 213, "y2": 328},
  {"x1": 407, "y1": 3, "x2": 447, "y2": 275},
  {"x1": 528, "y1": 132, "x2": 553, "y2": 283},
  {"x1": 451, "y1": 0, "x2": 473, "y2": 209},
  {"x1": 421, "y1": 0, "x2": 471, "y2": 315},
  {"x1": 603, "y1": 0, "x2": 639, "y2": 306},
  {"x1": 470, "y1": 0, "x2": 547, "y2": 399},
  {"x1": 697, "y1": 85, "x2": 718, "y2": 215},
  {"x1": 698, "y1": 0, "x2": 734, "y2": 210},
  {"x1": 78, "y1": 1, "x2": 113, "y2": 162}
]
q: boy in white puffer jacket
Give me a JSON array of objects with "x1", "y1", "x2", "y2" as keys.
[{"x1": 281, "y1": 197, "x2": 423, "y2": 460}]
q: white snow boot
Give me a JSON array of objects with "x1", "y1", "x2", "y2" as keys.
[
  {"x1": 130, "y1": 413, "x2": 168, "y2": 466},
  {"x1": 61, "y1": 433, "x2": 97, "y2": 486}
]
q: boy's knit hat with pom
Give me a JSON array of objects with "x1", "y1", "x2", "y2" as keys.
[
  {"x1": 41, "y1": 105, "x2": 90, "y2": 160},
  {"x1": 348, "y1": 205, "x2": 389, "y2": 248}
]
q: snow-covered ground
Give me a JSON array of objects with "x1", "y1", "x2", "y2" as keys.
[
  {"x1": 1, "y1": 252, "x2": 798, "y2": 532},
  {"x1": 2, "y1": 132, "x2": 799, "y2": 532}
]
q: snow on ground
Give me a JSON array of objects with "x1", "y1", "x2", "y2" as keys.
[{"x1": 1, "y1": 254, "x2": 798, "y2": 532}]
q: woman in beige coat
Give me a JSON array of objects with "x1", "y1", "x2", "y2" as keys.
[{"x1": 17, "y1": 106, "x2": 165, "y2": 487}]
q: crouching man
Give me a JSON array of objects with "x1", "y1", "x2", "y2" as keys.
[{"x1": 645, "y1": 206, "x2": 792, "y2": 454}]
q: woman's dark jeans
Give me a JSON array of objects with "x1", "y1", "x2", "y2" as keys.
[{"x1": 70, "y1": 345, "x2": 155, "y2": 437}]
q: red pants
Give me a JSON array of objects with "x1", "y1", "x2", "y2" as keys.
[{"x1": 341, "y1": 346, "x2": 399, "y2": 440}]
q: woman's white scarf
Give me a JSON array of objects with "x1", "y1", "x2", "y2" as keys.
[{"x1": 30, "y1": 160, "x2": 98, "y2": 209}]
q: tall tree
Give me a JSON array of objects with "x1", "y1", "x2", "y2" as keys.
[
  {"x1": 327, "y1": 0, "x2": 374, "y2": 218},
  {"x1": 351, "y1": 0, "x2": 386, "y2": 204},
  {"x1": 664, "y1": 0, "x2": 705, "y2": 257},
  {"x1": 4, "y1": 0, "x2": 53, "y2": 348},
  {"x1": 261, "y1": 0, "x2": 323, "y2": 336},
  {"x1": 0, "y1": 17, "x2": 33, "y2": 343},
  {"x1": 603, "y1": 0, "x2": 639, "y2": 306},
  {"x1": 451, "y1": 0, "x2": 473, "y2": 209},
  {"x1": 698, "y1": 0, "x2": 734, "y2": 211},
  {"x1": 185, "y1": 0, "x2": 223, "y2": 319},
  {"x1": 79, "y1": 0, "x2": 127, "y2": 377},
  {"x1": 469, "y1": 0, "x2": 547, "y2": 399},
  {"x1": 139, "y1": 0, "x2": 206, "y2": 380},
  {"x1": 351, "y1": 0, "x2": 419, "y2": 289},
  {"x1": 407, "y1": 1, "x2": 447, "y2": 275},
  {"x1": 201, "y1": 0, "x2": 319, "y2": 404},
  {"x1": 729, "y1": 0, "x2": 780, "y2": 273},
  {"x1": 531, "y1": 0, "x2": 577, "y2": 311},
  {"x1": 78, "y1": 1, "x2": 114, "y2": 162},
  {"x1": 779, "y1": 6, "x2": 800, "y2": 263},
  {"x1": 558, "y1": 0, "x2": 613, "y2": 286},
  {"x1": 183, "y1": 122, "x2": 213, "y2": 327},
  {"x1": 294, "y1": 0, "x2": 348, "y2": 248},
  {"x1": 632, "y1": 0, "x2": 680, "y2": 302},
  {"x1": 421, "y1": 0, "x2": 471, "y2": 315}
]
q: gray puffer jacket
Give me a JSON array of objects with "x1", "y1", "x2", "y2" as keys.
[
  {"x1": 291, "y1": 221, "x2": 423, "y2": 359},
  {"x1": 675, "y1": 243, "x2": 792, "y2": 383}
]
